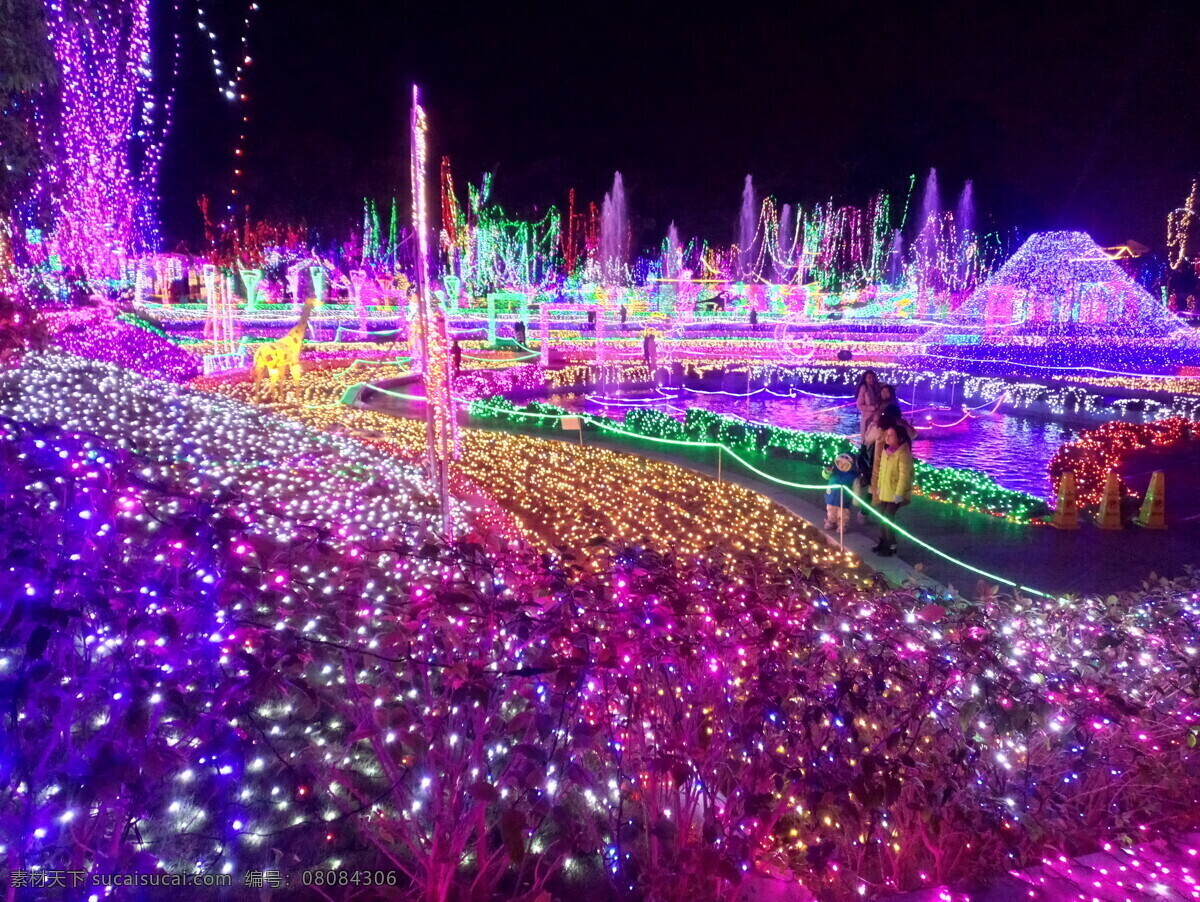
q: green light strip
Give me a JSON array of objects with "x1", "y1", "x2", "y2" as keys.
[
  {"x1": 461, "y1": 351, "x2": 541, "y2": 363},
  {"x1": 347, "y1": 357, "x2": 413, "y2": 367},
  {"x1": 356, "y1": 386, "x2": 1054, "y2": 599}
]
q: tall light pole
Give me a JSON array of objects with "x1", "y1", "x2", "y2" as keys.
[{"x1": 410, "y1": 85, "x2": 457, "y2": 537}]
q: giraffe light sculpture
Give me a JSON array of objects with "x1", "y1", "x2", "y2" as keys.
[{"x1": 252, "y1": 299, "x2": 315, "y2": 391}]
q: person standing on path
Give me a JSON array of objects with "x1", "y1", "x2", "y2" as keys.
[
  {"x1": 822, "y1": 453, "x2": 861, "y2": 532},
  {"x1": 870, "y1": 423, "x2": 914, "y2": 557},
  {"x1": 874, "y1": 383, "x2": 902, "y2": 422}
]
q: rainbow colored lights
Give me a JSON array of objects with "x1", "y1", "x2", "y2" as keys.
[
  {"x1": 4, "y1": 356, "x2": 1200, "y2": 901},
  {"x1": 5, "y1": 34, "x2": 1200, "y2": 899}
]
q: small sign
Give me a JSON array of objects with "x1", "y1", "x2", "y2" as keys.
[{"x1": 561, "y1": 416, "x2": 582, "y2": 431}]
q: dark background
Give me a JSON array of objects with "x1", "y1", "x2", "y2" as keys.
[{"x1": 158, "y1": 0, "x2": 1200, "y2": 252}]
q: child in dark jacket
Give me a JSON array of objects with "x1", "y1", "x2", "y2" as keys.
[{"x1": 822, "y1": 453, "x2": 861, "y2": 531}]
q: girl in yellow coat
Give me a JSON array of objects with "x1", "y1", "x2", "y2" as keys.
[{"x1": 870, "y1": 422, "x2": 914, "y2": 556}]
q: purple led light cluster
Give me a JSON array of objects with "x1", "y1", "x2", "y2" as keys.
[
  {"x1": 40, "y1": 0, "x2": 153, "y2": 278},
  {"x1": 3, "y1": 410, "x2": 1200, "y2": 899},
  {"x1": 52, "y1": 311, "x2": 201, "y2": 382},
  {"x1": 4, "y1": 356, "x2": 1200, "y2": 899},
  {"x1": 453, "y1": 362, "x2": 548, "y2": 400},
  {"x1": 913, "y1": 231, "x2": 1199, "y2": 372}
]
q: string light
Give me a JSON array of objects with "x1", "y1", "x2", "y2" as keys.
[
  {"x1": 197, "y1": 360, "x2": 862, "y2": 586},
  {"x1": 1049, "y1": 417, "x2": 1195, "y2": 507},
  {"x1": 5, "y1": 382, "x2": 1200, "y2": 899},
  {"x1": 6, "y1": 41, "x2": 1200, "y2": 897},
  {"x1": 39, "y1": 0, "x2": 155, "y2": 278},
  {"x1": 0, "y1": 353, "x2": 457, "y2": 550},
  {"x1": 193, "y1": 1, "x2": 259, "y2": 103},
  {"x1": 133, "y1": 1, "x2": 184, "y2": 251},
  {"x1": 440, "y1": 166, "x2": 562, "y2": 297},
  {"x1": 918, "y1": 231, "x2": 1196, "y2": 373},
  {"x1": 1168, "y1": 179, "x2": 1200, "y2": 272}
]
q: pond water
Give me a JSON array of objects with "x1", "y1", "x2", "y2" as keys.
[{"x1": 547, "y1": 388, "x2": 1078, "y2": 500}]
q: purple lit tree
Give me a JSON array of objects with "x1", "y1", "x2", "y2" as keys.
[{"x1": 39, "y1": 0, "x2": 153, "y2": 280}]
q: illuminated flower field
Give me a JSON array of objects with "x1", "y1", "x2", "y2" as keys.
[
  {"x1": 2, "y1": 347, "x2": 1199, "y2": 901},
  {"x1": 3, "y1": 385, "x2": 1200, "y2": 900},
  {"x1": 5, "y1": 15, "x2": 1200, "y2": 897}
]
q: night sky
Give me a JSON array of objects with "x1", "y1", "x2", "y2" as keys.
[{"x1": 159, "y1": 1, "x2": 1200, "y2": 253}]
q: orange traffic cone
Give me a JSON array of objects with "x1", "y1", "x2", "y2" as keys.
[
  {"x1": 1051, "y1": 472, "x2": 1079, "y2": 530},
  {"x1": 1136, "y1": 470, "x2": 1167, "y2": 529},
  {"x1": 1096, "y1": 471, "x2": 1123, "y2": 530}
]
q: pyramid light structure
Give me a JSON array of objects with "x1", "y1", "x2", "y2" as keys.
[{"x1": 914, "y1": 231, "x2": 1196, "y2": 372}]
